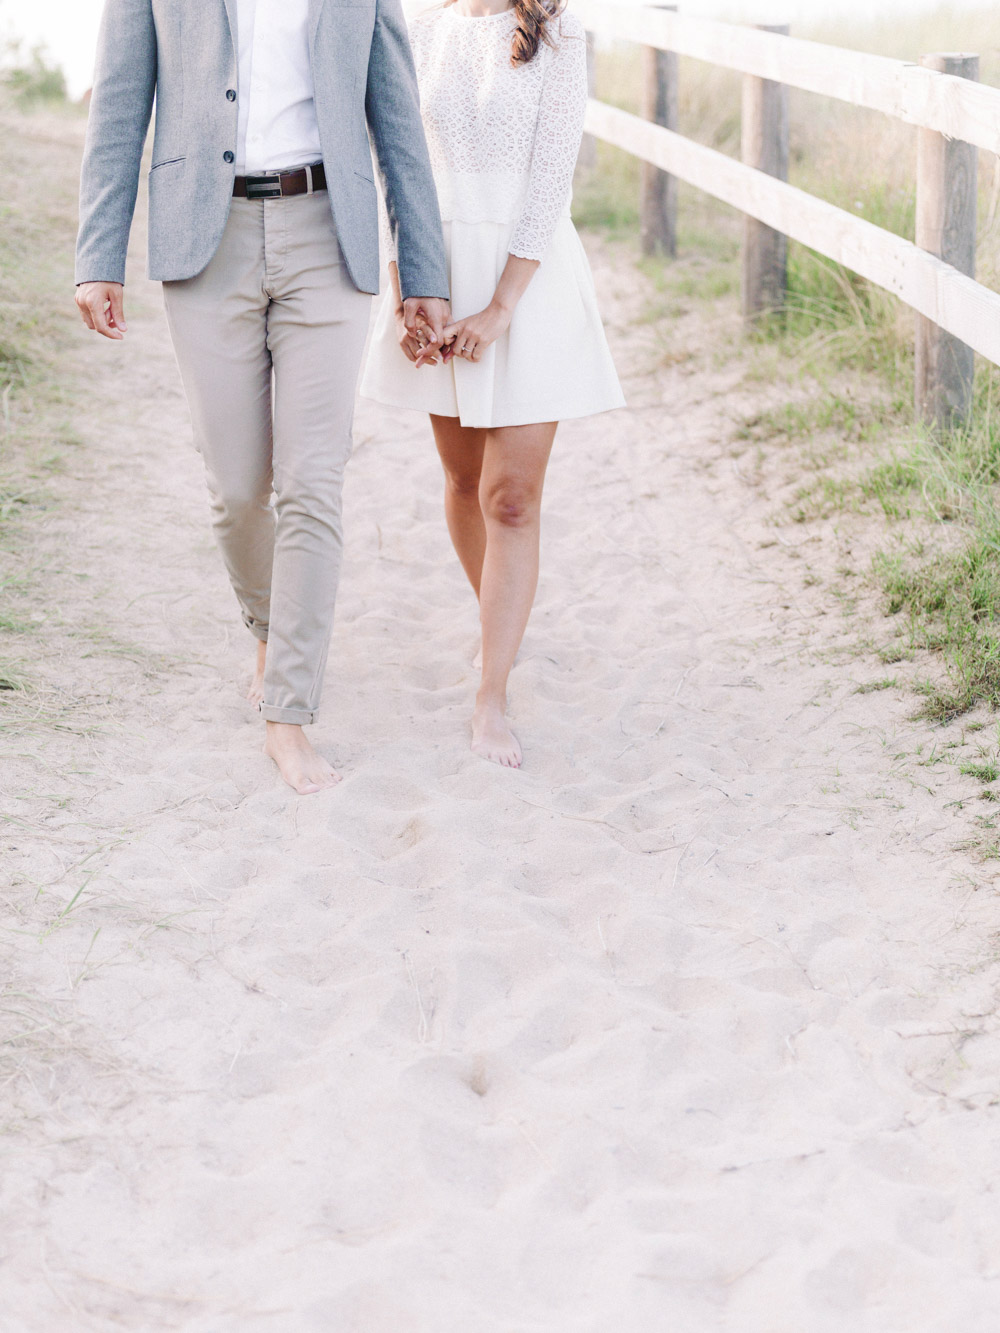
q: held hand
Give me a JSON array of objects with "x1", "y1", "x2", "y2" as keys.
[
  {"x1": 394, "y1": 302, "x2": 444, "y2": 367},
  {"x1": 401, "y1": 296, "x2": 451, "y2": 368},
  {"x1": 441, "y1": 301, "x2": 512, "y2": 364},
  {"x1": 394, "y1": 304, "x2": 431, "y2": 364},
  {"x1": 75, "y1": 282, "x2": 127, "y2": 340}
]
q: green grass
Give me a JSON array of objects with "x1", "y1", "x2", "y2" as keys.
[
  {"x1": 0, "y1": 613, "x2": 34, "y2": 634},
  {"x1": 855, "y1": 370, "x2": 1000, "y2": 720},
  {"x1": 573, "y1": 142, "x2": 640, "y2": 236},
  {"x1": 1, "y1": 43, "x2": 68, "y2": 110},
  {"x1": 855, "y1": 678, "x2": 898, "y2": 694},
  {"x1": 873, "y1": 517, "x2": 1000, "y2": 722},
  {"x1": 0, "y1": 662, "x2": 27, "y2": 692},
  {"x1": 740, "y1": 391, "x2": 905, "y2": 448},
  {"x1": 0, "y1": 90, "x2": 85, "y2": 707}
]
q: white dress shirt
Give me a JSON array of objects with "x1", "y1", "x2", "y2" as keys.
[{"x1": 235, "y1": 0, "x2": 323, "y2": 174}]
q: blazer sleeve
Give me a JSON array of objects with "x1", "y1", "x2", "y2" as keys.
[
  {"x1": 366, "y1": 0, "x2": 449, "y2": 301},
  {"x1": 75, "y1": 0, "x2": 157, "y2": 286}
]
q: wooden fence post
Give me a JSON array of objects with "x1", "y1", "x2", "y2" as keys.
[
  {"x1": 915, "y1": 52, "x2": 979, "y2": 431},
  {"x1": 741, "y1": 23, "x2": 789, "y2": 322},
  {"x1": 578, "y1": 30, "x2": 597, "y2": 173},
  {"x1": 640, "y1": 3, "x2": 678, "y2": 258}
]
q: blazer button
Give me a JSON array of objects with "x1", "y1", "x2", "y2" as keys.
[
  {"x1": 223, "y1": 151, "x2": 234, "y2": 164},
  {"x1": 226, "y1": 89, "x2": 236, "y2": 101}
]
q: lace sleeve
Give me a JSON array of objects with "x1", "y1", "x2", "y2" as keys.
[{"x1": 508, "y1": 15, "x2": 588, "y2": 262}]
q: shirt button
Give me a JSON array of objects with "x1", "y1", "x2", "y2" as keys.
[
  {"x1": 223, "y1": 151, "x2": 234, "y2": 164},
  {"x1": 226, "y1": 89, "x2": 236, "y2": 102}
]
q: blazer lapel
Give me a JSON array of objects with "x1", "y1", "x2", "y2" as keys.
[
  {"x1": 222, "y1": 0, "x2": 239, "y2": 49},
  {"x1": 309, "y1": 0, "x2": 328, "y2": 45}
]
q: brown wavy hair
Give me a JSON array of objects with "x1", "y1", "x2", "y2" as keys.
[
  {"x1": 509, "y1": 0, "x2": 566, "y2": 67},
  {"x1": 443, "y1": 1, "x2": 565, "y2": 67}
]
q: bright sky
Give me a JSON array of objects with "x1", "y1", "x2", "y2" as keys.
[{"x1": 0, "y1": 0, "x2": 978, "y2": 98}]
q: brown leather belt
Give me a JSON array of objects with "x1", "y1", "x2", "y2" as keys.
[{"x1": 233, "y1": 162, "x2": 326, "y2": 200}]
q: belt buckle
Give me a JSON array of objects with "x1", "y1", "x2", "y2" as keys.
[{"x1": 245, "y1": 173, "x2": 283, "y2": 201}]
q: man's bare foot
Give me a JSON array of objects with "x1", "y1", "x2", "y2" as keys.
[
  {"x1": 264, "y1": 721, "x2": 341, "y2": 795},
  {"x1": 247, "y1": 640, "x2": 267, "y2": 705},
  {"x1": 471, "y1": 699, "x2": 522, "y2": 769}
]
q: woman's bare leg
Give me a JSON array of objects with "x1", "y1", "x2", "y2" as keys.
[
  {"x1": 474, "y1": 421, "x2": 557, "y2": 767},
  {"x1": 430, "y1": 413, "x2": 487, "y2": 595}
]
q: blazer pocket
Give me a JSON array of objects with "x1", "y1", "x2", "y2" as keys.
[
  {"x1": 150, "y1": 156, "x2": 186, "y2": 172},
  {"x1": 354, "y1": 169, "x2": 375, "y2": 186}
]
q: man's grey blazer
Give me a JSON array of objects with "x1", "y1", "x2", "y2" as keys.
[{"x1": 75, "y1": 0, "x2": 449, "y2": 300}]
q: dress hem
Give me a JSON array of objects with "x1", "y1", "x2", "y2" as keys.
[{"x1": 359, "y1": 386, "x2": 627, "y2": 431}]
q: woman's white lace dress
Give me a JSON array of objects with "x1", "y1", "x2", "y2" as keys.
[{"x1": 360, "y1": 3, "x2": 624, "y2": 429}]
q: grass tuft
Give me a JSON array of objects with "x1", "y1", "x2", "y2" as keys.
[
  {"x1": 855, "y1": 678, "x2": 898, "y2": 694},
  {"x1": 0, "y1": 664, "x2": 27, "y2": 692}
]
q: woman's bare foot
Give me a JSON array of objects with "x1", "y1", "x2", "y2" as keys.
[
  {"x1": 471, "y1": 698, "x2": 522, "y2": 768},
  {"x1": 264, "y1": 722, "x2": 341, "y2": 795},
  {"x1": 247, "y1": 640, "x2": 267, "y2": 705}
]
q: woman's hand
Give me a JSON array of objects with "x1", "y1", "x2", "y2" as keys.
[{"x1": 441, "y1": 301, "x2": 513, "y2": 363}]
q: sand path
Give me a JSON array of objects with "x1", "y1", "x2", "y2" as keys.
[{"x1": 4, "y1": 130, "x2": 1000, "y2": 1330}]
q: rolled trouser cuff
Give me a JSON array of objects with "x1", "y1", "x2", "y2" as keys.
[
  {"x1": 243, "y1": 612, "x2": 269, "y2": 643},
  {"x1": 259, "y1": 702, "x2": 319, "y2": 725}
]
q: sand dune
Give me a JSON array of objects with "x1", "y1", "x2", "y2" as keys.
[{"x1": 3, "y1": 176, "x2": 1000, "y2": 1329}]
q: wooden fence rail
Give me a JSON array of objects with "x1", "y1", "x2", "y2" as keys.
[
  {"x1": 574, "y1": 1, "x2": 999, "y2": 155},
  {"x1": 575, "y1": 0, "x2": 1000, "y2": 428}
]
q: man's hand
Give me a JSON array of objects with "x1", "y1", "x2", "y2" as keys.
[
  {"x1": 75, "y1": 282, "x2": 127, "y2": 340},
  {"x1": 401, "y1": 296, "x2": 450, "y2": 368},
  {"x1": 395, "y1": 301, "x2": 442, "y2": 366}
]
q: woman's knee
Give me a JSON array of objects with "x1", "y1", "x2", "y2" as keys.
[
  {"x1": 444, "y1": 468, "x2": 481, "y2": 502},
  {"x1": 480, "y1": 479, "x2": 539, "y2": 529}
]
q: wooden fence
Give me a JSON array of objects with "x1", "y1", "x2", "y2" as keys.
[{"x1": 575, "y1": 0, "x2": 1000, "y2": 429}]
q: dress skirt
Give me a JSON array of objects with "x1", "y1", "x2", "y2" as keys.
[{"x1": 360, "y1": 215, "x2": 626, "y2": 430}]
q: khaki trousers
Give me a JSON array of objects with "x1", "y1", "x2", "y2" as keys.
[{"x1": 163, "y1": 192, "x2": 372, "y2": 725}]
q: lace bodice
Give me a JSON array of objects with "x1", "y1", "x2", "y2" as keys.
[{"x1": 389, "y1": 4, "x2": 588, "y2": 263}]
